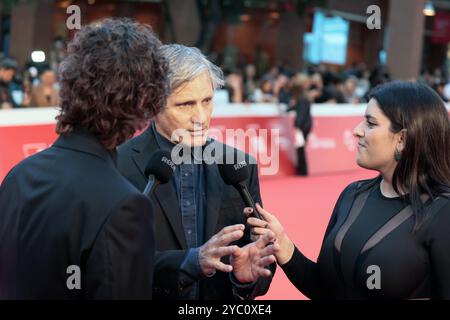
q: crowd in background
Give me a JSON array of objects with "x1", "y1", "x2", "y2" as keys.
[
  {"x1": 0, "y1": 56, "x2": 60, "y2": 110},
  {"x1": 1, "y1": 51, "x2": 449, "y2": 177},
  {"x1": 1, "y1": 52, "x2": 450, "y2": 110},
  {"x1": 223, "y1": 61, "x2": 450, "y2": 106}
]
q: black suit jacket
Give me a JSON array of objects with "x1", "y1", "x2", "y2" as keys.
[
  {"x1": 0, "y1": 128, "x2": 155, "y2": 299},
  {"x1": 117, "y1": 126, "x2": 274, "y2": 300}
]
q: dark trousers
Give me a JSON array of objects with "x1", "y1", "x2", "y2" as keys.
[{"x1": 296, "y1": 146, "x2": 308, "y2": 176}]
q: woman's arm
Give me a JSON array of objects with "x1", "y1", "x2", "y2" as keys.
[
  {"x1": 426, "y1": 199, "x2": 450, "y2": 299},
  {"x1": 246, "y1": 202, "x2": 340, "y2": 299},
  {"x1": 245, "y1": 183, "x2": 356, "y2": 299}
]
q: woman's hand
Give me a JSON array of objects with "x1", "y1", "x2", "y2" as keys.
[{"x1": 245, "y1": 203, "x2": 295, "y2": 265}]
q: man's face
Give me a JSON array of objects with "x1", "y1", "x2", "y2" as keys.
[
  {"x1": 0, "y1": 69, "x2": 15, "y2": 82},
  {"x1": 41, "y1": 71, "x2": 55, "y2": 86},
  {"x1": 155, "y1": 72, "x2": 214, "y2": 147}
]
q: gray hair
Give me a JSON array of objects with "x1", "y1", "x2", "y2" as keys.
[{"x1": 159, "y1": 44, "x2": 224, "y2": 92}]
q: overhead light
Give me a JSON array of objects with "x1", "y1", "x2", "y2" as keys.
[
  {"x1": 31, "y1": 51, "x2": 46, "y2": 63},
  {"x1": 423, "y1": 1, "x2": 435, "y2": 16},
  {"x1": 88, "y1": 0, "x2": 96, "y2": 4}
]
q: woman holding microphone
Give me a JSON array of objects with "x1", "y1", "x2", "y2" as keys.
[{"x1": 248, "y1": 81, "x2": 450, "y2": 299}]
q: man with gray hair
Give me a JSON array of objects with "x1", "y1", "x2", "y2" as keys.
[{"x1": 117, "y1": 44, "x2": 276, "y2": 300}]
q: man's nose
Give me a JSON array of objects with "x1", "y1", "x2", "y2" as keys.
[{"x1": 191, "y1": 104, "x2": 207, "y2": 126}]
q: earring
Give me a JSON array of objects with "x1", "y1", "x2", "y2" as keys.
[{"x1": 394, "y1": 149, "x2": 402, "y2": 161}]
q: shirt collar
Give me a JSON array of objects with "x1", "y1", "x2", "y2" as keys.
[{"x1": 151, "y1": 121, "x2": 176, "y2": 151}]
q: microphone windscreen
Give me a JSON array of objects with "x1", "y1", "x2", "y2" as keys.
[
  {"x1": 217, "y1": 151, "x2": 249, "y2": 186},
  {"x1": 144, "y1": 149, "x2": 176, "y2": 184}
]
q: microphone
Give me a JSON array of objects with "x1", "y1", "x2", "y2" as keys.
[
  {"x1": 217, "y1": 153, "x2": 263, "y2": 220},
  {"x1": 143, "y1": 149, "x2": 176, "y2": 197}
]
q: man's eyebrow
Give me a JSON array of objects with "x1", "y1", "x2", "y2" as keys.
[
  {"x1": 174, "y1": 96, "x2": 213, "y2": 106},
  {"x1": 174, "y1": 99, "x2": 196, "y2": 106}
]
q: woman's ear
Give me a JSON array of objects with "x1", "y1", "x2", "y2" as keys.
[{"x1": 397, "y1": 129, "x2": 407, "y2": 152}]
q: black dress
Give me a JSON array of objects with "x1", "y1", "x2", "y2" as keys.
[
  {"x1": 281, "y1": 178, "x2": 450, "y2": 299},
  {"x1": 287, "y1": 96, "x2": 312, "y2": 176}
]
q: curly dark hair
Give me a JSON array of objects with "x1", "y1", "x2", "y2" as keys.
[{"x1": 56, "y1": 18, "x2": 169, "y2": 149}]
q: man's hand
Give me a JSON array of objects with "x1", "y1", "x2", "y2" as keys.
[
  {"x1": 230, "y1": 230, "x2": 279, "y2": 283},
  {"x1": 198, "y1": 224, "x2": 245, "y2": 276}
]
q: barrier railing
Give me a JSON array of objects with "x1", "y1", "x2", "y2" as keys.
[{"x1": 2, "y1": 104, "x2": 449, "y2": 181}]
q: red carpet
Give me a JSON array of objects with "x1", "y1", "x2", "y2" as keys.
[{"x1": 258, "y1": 169, "x2": 377, "y2": 300}]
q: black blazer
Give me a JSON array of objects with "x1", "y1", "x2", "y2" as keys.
[
  {"x1": 117, "y1": 126, "x2": 274, "y2": 300},
  {"x1": 0, "y1": 128, "x2": 155, "y2": 299}
]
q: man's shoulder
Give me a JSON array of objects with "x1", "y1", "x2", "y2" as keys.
[
  {"x1": 118, "y1": 127, "x2": 155, "y2": 156},
  {"x1": 1, "y1": 146, "x2": 54, "y2": 183},
  {"x1": 1, "y1": 145, "x2": 142, "y2": 209}
]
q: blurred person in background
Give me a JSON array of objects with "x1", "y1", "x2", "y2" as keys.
[
  {"x1": 254, "y1": 46, "x2": 270, "y2": 79},
  {"x1": 355, "y1": 69, "x2": 371, "y2": 102},
  {"x1": 243, "y1": 64, "x2": 257, "y2": 102},
  {"x1": 254, "y1": 79, "x2": 276, "y2": 103},
  {"x1": 287, "y1": 78, "x2": 312, "y2": 176},
  {"x1": 326, "y1": 76, "x2": 346, "y2": 104},
  {"x1": 291, "y1": 73, "x2": 312, "y2": 102},
  {"x1": 225, "y1": 68, "x2": 244, "y2": 103},
  {"x1": 309, "y1": 72, "x2": 326, "y2": 103},
  {"x1": 0, "y1": 58, "x2": 18, "y2": 109},
  {"x1": 273, "y1": 73, "x2": 290, "y2": 104},
  {"x1": 311, "y1": 73, "x2": 344, "y2": 104},
  {"x1": 263, "y1": 65, "x2": 280, "y2": 86},
  {"x1": 433, "y1": 79, "x2": 448, "y2": 103},
  {"x1": 369, "y1": 66, "x2": 391, "y2": 90},
  {"x1": 30, "y1": 69, "x2": 60, "y2": 107},
  {"x1": 317, "y1": 63, "x2": 334, "y2": 86},
  {"x1": 342, "y1": 76, "x2": 360, "y2": 104},
  {"x1": 443, "y1": 71, "x2": 450, "y2": 101}
]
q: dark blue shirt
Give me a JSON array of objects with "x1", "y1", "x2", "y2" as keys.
[{"x1": 152, "y1": 123, "x2": 206, "y2": 299}]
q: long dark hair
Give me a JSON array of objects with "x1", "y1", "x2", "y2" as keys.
[{"x1": 362, "y1": 81, "x2": 450, "y2": 231}]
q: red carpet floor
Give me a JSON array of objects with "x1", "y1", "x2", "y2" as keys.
[{"x1": 258, "y1": 169, "x2": 377, "y2": 300}]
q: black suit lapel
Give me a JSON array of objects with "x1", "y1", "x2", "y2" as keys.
[
  {"x1": 153, "y1": 181, "x2": 187, "y2": 249},
  {"x1": 129, "y1": 128, "x2": 156, "y2": 185},
  {"x1": 130, "y1": 127, "x2": 187, "y2": 249},
  {"x1": 204, "y1": 163, "x2": 224, "y2": 241},
  {"x1": 131, "y1": 149, "x2": 151, "y2": 186}
]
